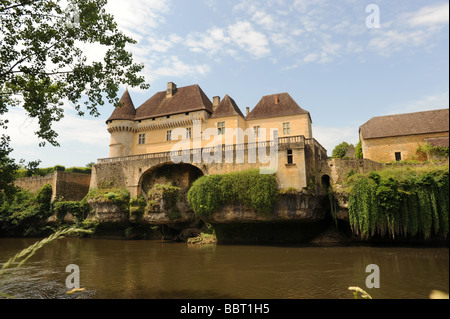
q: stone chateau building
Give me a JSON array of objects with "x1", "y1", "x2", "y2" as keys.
[{"x1": 92, "y1": 82, "x2": 327, "y2": 197}]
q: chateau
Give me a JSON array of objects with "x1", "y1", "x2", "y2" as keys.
[{"x1": 92, "y1": 82, "x2": 327, "y2": 197}]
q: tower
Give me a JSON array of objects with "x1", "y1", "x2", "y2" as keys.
[{"x1": 106, "y1": 90, "x2": 136, "y2": 157}]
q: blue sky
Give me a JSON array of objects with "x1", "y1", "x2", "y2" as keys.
[{"x1": 6, "y1": 0, "x2": 449, "y2": 168}]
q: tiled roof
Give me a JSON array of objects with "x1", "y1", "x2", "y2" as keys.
[
  {"x1": 135, "y1": 84, "x2": 213, "y2": 120},
  {"x1": 246, "y1": 93, "x2": 309, "y2": 120},
  {"x1": 211, "y1": 94, "x2": 245, "y2": 118},
  {"x1": 360, "y1": 108, "x2": 449, "y2": 139},
  {"x1": 106, "y1": 90, "x2": 136, "y2": 122}
]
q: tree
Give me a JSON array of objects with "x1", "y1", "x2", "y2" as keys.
[
  {"x1": 355, "y1": 140, "x2": 363, "y2": 159},
  {"x1": 0, "y1": 0, "x2": 149, "y2": 193},
  {"x1": 332, "y1": 141, "x2": 352, "y2": 159}
]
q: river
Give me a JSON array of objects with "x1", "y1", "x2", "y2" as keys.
[{"x1": 0, "y1": 238, "x2": 448, "y2": 299}]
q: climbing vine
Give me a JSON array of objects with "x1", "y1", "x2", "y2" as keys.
[{"x1": 346, "y1": 165, "x2": 449, "y2": 240}]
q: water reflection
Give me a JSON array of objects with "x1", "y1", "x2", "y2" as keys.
[{"x1": 0, "y1": 238, "x2": 448, "y2": 299}]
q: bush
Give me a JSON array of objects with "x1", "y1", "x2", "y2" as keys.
[
  {"x1": 84, "y1": 188, "x2": 130, "y2": 213},
  {"x1": 187, "y1": 169, "x2": 278, "y2": 218},
  {"x1": 0, "y1": 184, "x2": 55, "y2": 235},
  {"x1": 53, "y1": 201, "x2": 89, "y2": 223}
]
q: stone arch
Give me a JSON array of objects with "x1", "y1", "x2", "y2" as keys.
[{"x1": 137, "y1": 162, "x2": 204, "y2": 199}]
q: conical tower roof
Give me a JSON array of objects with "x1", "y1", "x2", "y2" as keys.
[{"x1": 106, "y1": 89, "x2": 136, "y2": 122}]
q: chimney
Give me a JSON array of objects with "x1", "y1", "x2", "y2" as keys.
[
  {"x1": 213, "y1": 96, "x2": 220, "y2": 112},
  {"x1": 246, "y1": 107, "x2": 250, "y2": 116},
  {"x1": 167, "y1": 82, "x2": 177, "y2": 98},
  {"x1": 275, "y1": 95, "x2": 279, "y2": 104}
]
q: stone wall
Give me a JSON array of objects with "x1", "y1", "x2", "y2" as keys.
[
  {"x1": 15, "y1": 172, "x2": 91, "y2": 201},
  {"x1": 361, "y1": 132, "x2": 449, "y2": 163},
  {"x1": 319, "y1": 158, "x2": 384, "y2": 189}
]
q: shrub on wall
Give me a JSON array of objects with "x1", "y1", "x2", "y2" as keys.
[
  {"x1": 53, "y1": 201, "x2": 89, "y2": 223},
  {"x1": 129, "y1": 196, "x2": 146, "y2": 220},
  {"x1": 345, "y1": 165, "x2": 449, "y2": 240},
  {"x1": 187, "y1": 169, "x2": 278, "y2": 218},
  {"x1": 85, "y1": 188, "x2": 130, "y2": 213}
]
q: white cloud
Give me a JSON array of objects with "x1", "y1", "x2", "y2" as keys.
[
  {"x1": 367, "y1": 3, "x2": 449, "y2": 56},
  {"x1": 153, "y1": 56, "x2": 211, "y2": 78},
  {"x1": 388, "y1": 91, "x2": 449, "y2": 115},
  {"x1": 404, "y1": 2, "x2": 449, "y2": 28},
  {"x1": 228, "y1": 21, "x2": 270, "y2": 58}
]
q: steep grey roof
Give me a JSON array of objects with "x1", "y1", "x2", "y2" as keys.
[{"x1": 360, "y1": 108, "x2": 449, "y2": 139}]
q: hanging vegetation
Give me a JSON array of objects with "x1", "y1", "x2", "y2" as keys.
[
  {"x1": 187, "y1": 169, "x2": 278, "y2": 218},
  {"x1": 345, "y1": 165, "x2": 449, "y2": 240}
]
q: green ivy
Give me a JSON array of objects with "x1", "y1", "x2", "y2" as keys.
[
  {"x1": 346, "y1": 165, "x2": 449, "y2": 240},
  {"x1": 53, "y1": 201, "x2": 89, "y2": 223},
  {"x1": 187, "y1": 169, "x2": 278, "y2": 218}
]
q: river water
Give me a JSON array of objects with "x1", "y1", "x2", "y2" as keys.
[{"x1": 0, "y1": 238, "x2": 448, "y2": 299}]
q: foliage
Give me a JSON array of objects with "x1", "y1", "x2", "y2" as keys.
[
  {"x1": 53, "y1": 201, "x2": 89, "y2": 223},
  {"x1": 85, "y1": 188, "x2": 130, "y2": 213},
  {"x1": 0, "y1": 0, "x2": 149, "y2": 151},
  {"x1": 146, "y1": 184, "x2": 181, "y2": 220},
  {"x1": 348, "y1": 287, "x2": 373, "y2": 299},
  {"x1": 355, "y1": 140, "x2": 363, "y2": 159},
  {"x1": 187, "y1": 169, "x2": 278, "y2": 218},
  {"x1": 15, "y1": 165, "x2": 91, "y2": 178},
  {"x1": 332, "y1": 142, "x2": 353, "y2": 159},
  {"x1": 416, "y1": 143, "x2": 449, "y2": 161},
  {"x1": 279, "y1": 187, "x2": 298, "y2": 195},
  {"x1": 0, "y1": 184, "x2": 54, "y2": 236},
  {"x1": 129, "y1": 196, "x2": 146, "y2": 220},
  {"x1": 0, "y1": 135, "x2": 19, "y2": 198},
  {"x1": 36, "y1": 184, "x2": 53, "y2": 215},
  {"x1": 345, "y1": 164, "x2": 449, "y2": 240}
]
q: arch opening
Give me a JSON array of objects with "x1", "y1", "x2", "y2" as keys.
[{"x1": 139, "y1": 163, "x2": 204, "y2": 199}]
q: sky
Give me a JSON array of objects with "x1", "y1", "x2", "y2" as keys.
[{"x1": 5, "y1": 0, "x2": 449, "y2": 168}]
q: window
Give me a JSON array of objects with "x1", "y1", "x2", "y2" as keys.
[
  {"x1": 395, "y1": 152, "x2": 402, "y2": 161},
  {"x1": 166, "y1": 130, "x2": 172, "y2": 141},
  {"x1": 283, "y1": 122, "x2": 290, "y2": 135},
  {"x1": 254, "y1": 126, "x2": 260, "y2": 138},
  {"x1": 217, "y1": 121, "x2": 225, "y2": 135},
  {"x1": 138, "y1": 134, "x2": 146, "y2": 145},
  {"x1": 186, "y1": 127, "x2": 192, "y2": 139},
  {"x1": 167, "y1": 115, "x2": 170, "y2": 119},
  {"x1": 185, "y1": 112, "x2": 190, "y2": 116},
  {"x1": 287, "y1": 149, "x2": 293, "y2": 164},
  {"x1": 272, "y1": 129, "x2": 278, "y2": 141}
]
